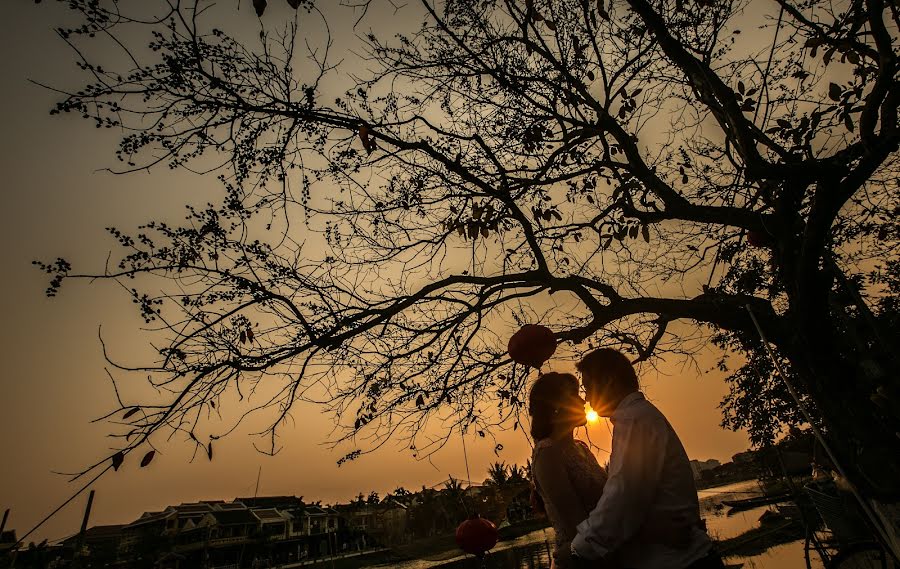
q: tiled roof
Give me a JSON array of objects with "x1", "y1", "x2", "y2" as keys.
[
  {"x1": 84, "y1": 525, "x2": 124, "y2": 539},
  {"x1": 126, "y1": 510, "x2": 175, "y2": 528},
  {"x1": 215, "y1": 502, "x2": 248, "y2": 511},
  {"x1": 252, "y1": 509, "x2": 289, "y2": 523},
  {"x1": 60, "y1": 525, "x2": 125, "y2": 546},
  {"x1": 210, "y1": 510, "x2": 257, "y2": 526},
  {"x1": 171, "y1": 503, "x2": 214, "y2": 514},
  {"x1": 234, "y1": 496, "x2": 304, "y2": 509}
]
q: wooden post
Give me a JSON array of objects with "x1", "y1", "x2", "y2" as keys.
[
  {"x1": 79, "y1": 491, "x2": 95, "y2": 536},
  {"x1": 0, "y1": 507, "x2": 11, "y2": 569},
  {"x1": 71, "y1": 490, "x2": 95, "y2": 569}
]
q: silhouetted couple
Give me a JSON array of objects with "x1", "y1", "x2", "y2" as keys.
[{"x1": 529, "y1": 348, "x2": 726, "y2": 569}]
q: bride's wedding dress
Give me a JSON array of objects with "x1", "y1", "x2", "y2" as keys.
[{"x1": 532, "y1": 437, "x2": 607, "y2": 568}]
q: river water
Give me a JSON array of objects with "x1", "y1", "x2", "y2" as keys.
[
  {"x1": 698, "y1": 480, "x2": 821, "y2": 569},
  {"x1": 366, "y1": 480, "x2": 821, "y2": 569}
]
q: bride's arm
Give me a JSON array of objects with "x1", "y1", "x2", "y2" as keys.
[{"x1": 533, "y1": 445, "x2": 591, "y2": 540}]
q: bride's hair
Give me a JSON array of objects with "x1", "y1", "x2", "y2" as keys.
[{"x1": 528, "y1": 372, "x2": 579, "y2": 440}]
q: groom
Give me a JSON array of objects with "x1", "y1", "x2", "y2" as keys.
[{"x1": 569, "y1": 348, "x2": 725, "y2": 569}]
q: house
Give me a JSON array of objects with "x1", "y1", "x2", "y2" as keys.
[
  {"x1": 0, "y1": 530, "x2": 17, "y2": 554},
  {"x1": 60, "y1": 524, "x2": 124, "y2": 561},
  {"x1": 463, "y1": 485, "x2": 487, "y2": 500},
  {"x1": 252, "y1": 508, "x2": 291, "y2": 541},
  {"x1": 339, "y1": 504, "x2": 376, "y2": 533},
  {"x1": 373, "y1": 500, "x2": 408, "y2": 545},
  {"x1": 165, "y1": 502, "x2": 216, "y2": 532},
  {"x1": 118, "y1": 510, "x2": 177, "y2": 561},
  {"x1": 169, "y1": 503, "x2": 251, "y2": 554},
  {"x1": 203, "y1": 509, "x2": 258, "y2": 546},
  {"x1": 293, "y1": 506, "x2": 339, "y2": 536},
  {"x1": 162, "y1": 509, "x2": 256, "y2": 569},
  {"x1": 689, "y1": 459, "x2": 722, "y2": 480}
]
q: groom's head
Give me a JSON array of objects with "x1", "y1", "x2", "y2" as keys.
[{"x1": 577, "y1": 348, "x2": 639, "y2": 417}]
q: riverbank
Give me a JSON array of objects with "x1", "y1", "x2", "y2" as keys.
[
  {"x1": 717, "y1": 517, "x2": 806, "y2": 557},
  {"x1": 695, "y1": 473, "x2": 758, "y2": 491},
  {"x1": 278, "y1": 548, "x2": 390, "y2": 569}
]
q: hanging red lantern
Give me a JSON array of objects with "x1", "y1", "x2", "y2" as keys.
[
  {"x1": 455, "y1": 514, "x2": 498, "y2": 557},
  {"x1": 508, "y1": 324, "x2": 556, "y2": 368}
]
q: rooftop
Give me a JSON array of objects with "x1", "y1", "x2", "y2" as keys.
[
  {"x1": 60, "y1": 525, "x2": 124, "y2": 546},
  {"x1": 168, "y1": 503, "x2": 215, "y2": 515},
  {"x1": 252, "y1": 509, "x2": 290, "y2": 523},
  {"x1": 234, "y1": 496, "x2": 305, "y2": 509},
  {"x1": 209, "y1": 509, "x2": 258, "y2": 526},
  {"x1": 125, "y1": 510, "x2": 175, "y2": 529},
  {"x1": 215, "y1": 502, "x2": 248, "y2": 511}
]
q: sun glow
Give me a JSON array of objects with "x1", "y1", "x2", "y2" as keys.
[{"x1": 586, "y1": 408, "x2": 600, "y2": 423}]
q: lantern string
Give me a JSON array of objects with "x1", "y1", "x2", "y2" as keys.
[{"x1": 460, "y1": 427, "x2": 473, "y2": 516}]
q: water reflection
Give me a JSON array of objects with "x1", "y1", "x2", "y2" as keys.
[
  {"x1": 425, "y1": 535, "x2": 818, "y2": 569},
  {"x1": 736, "y1": 540, "x2": 823, "y2": 569},
  {"x1": 701, "y1": 481, "x2": 770, "y2": 541},
  {"x1": 432, "y1": 542, "x2": 552, "y2": 569}
]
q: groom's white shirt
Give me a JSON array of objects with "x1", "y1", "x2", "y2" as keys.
[{"x1": 570, "y1": 391, "x2": 712, "y2": 568}]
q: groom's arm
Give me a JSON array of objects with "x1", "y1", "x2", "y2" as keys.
[{"x1": 570, "y1": 415, "x2": 669, "y2": 560}]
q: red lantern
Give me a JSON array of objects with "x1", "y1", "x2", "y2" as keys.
[
  {"x1": 456, "y1": 514, "x2": 498, "y2": 557},
  {"x1": 508, "y1": 324, "x2": 556, "y2": 368}
]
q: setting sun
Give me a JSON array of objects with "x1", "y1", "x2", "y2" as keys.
[{"x1": 586, "y1": 408, "x2": 600, "y2": 423}]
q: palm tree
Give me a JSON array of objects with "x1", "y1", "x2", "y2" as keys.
[
  {"x1": 507, "y1": 464, "x2": 527, "y2": 484},
  {"x1": 486, "y1": 461, "x2": 510, "y2": 486},
  {"x1": 409, "y1": 487, "x2": 440, "y2": 538},
  {"x1": 389, "y1": 487, "x2": 413, "y2": 506},
  {"x1": 440, "y1": 477, "x2": 468, "y2": 527},
  {"x1": 443, "y1": 476, "x2": 463, "y2": 493}
]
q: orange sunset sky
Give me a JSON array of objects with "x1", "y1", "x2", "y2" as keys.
[{"x1": 0, "y1": 0, "x2": 752, "y2": 544}]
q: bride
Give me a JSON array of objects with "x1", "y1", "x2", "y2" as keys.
[
  {"x1": 530, "y1": 372, "x2": 608, "y2": 568},
  {"x1": 529, "y1": 372, "x2": 689, "y2": 568}
]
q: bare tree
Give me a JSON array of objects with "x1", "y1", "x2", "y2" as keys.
[{"x1": 35, "y1": 0, "x2": 900, "y2": 496}]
